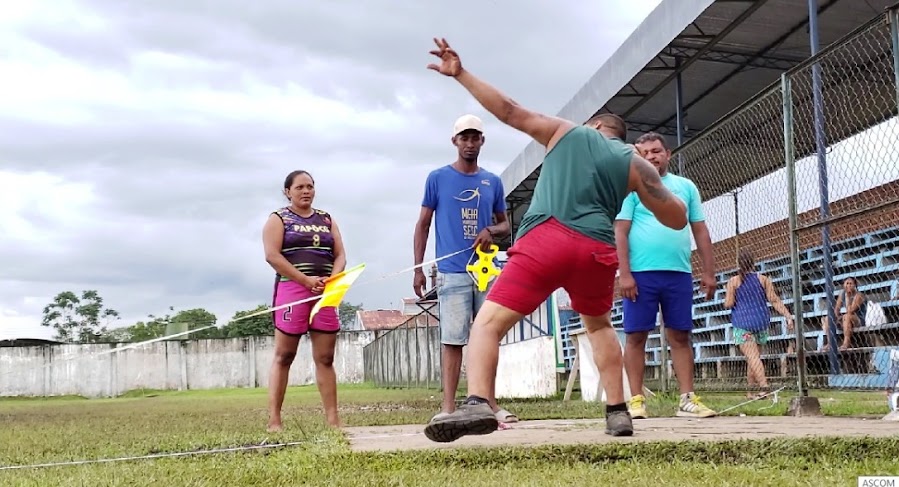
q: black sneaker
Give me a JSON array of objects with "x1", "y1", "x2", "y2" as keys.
[
  {"x1": 423, "y1": 402, "x2": 498, "y2": 443},
  {"x1": 605, "y1": 410, "x2": 634, "y2": 437}
]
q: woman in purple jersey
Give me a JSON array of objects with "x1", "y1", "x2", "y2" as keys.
[{"x1": 262, "y1": 170, "x2": 347, "y2": 431}]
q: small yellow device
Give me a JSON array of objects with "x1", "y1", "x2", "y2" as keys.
[{"x1": 466, "y1": 244, "x2": 502, "y2": 292}]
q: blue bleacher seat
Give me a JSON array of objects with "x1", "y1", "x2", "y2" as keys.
[{"x1": 559, "y1": 225, "x2": 899, "y2": 385}]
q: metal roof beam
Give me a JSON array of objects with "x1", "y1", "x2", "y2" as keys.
[
  {"x1": 628, "y1": 121, "x2": 681, "y2": 136},
  {"x1": 661, "y1": 45, "x2": 804, "y2": 70},
  {"x1": 622, "y1": 0, "x2": 772, "y2": 118},
  {"x1": 647, "y1": 0, "x2": 841, "y2": 136}
]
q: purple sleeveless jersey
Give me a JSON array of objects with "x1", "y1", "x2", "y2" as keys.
[{"x1": 273, "y1": 207, "x2": 335, "y2": 280}]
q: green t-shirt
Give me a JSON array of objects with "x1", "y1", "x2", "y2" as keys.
[
  {"x1": 516, "y1": 125, "x2": 633, "y2": 245},
  {"x1": 615, "y1": 173, "x2": 705, "y2": 273}
]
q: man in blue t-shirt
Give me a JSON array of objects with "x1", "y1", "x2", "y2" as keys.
[
  {"x1": 615, "y1": 132, "x2": 718, "y2": 420},
  {"x1": 412, "y1": 114, "x2": 515, "y2": 424}
]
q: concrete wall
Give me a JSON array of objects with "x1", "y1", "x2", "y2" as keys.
[
  {"x1": 495, "y1": 336, "x2": 558, "y2": 399},
  {"x1": 362, "y1": 325, "x2": 560, "y2": 399},
  {"x1": 0, "y1": 331, "x2": 375, "y2": 398}
]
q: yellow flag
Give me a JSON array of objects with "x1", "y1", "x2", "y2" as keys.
[{"x1": 310, "y1": 263, "x2": 366, "y2": 321}]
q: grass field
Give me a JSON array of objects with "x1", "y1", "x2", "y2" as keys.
[{"x1": 1, "y1": 384, "x2": 898, "y2": 486}]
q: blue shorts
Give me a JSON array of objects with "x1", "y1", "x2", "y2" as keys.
[
  {"x1": 622, "y1": 271, "x2": 694, "y2": 334},
  {"x1": 436, "y1": 271, "x2": 490, "y2": 346}
]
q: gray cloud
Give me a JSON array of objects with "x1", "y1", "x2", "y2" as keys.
[{"x1": 1, "y1": 0, "x2": 660, "y2": 331}]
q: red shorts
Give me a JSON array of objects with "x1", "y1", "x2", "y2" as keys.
[{"x1": 486, "y1": 218, "x2": 618, "y2": 317}]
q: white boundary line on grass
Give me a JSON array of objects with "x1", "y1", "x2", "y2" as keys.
[
  {"x1": 0, "y1": 433, "x2": 426, "y2": 471},
  {"x1": 0, "y1": 440, "x2": 318, "y2": 471},
  {"x1": 717, "y1": 386, "x2": 787, "y2": 415}
]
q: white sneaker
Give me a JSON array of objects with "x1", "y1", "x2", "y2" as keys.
[{"x1": 676, "y1": 392, "x2": 717, "y2": 418}]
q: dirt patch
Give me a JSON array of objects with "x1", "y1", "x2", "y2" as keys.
[{"x1": 343, "y1": 416, "x2": 899, "y2": 452}]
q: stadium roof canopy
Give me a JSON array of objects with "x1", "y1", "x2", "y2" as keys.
[
  {"x1": 0, "y1": 322, "x2": 58, "y2": 346},
  {"x1": 501, "y1": 0, "x2": 898, "y2": 239}
]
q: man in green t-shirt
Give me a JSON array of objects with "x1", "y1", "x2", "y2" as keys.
[{"x1": 421, "y1": 38, "x2": 690, "y2": 443}]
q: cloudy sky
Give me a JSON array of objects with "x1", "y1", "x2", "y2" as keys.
[{"x1": 0, "y1": 0, "x2": 662, "y2": 335}]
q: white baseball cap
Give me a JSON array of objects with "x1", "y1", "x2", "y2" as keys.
[{"x1": 453, "y1": 114, "x2": 484, "y2": 136}]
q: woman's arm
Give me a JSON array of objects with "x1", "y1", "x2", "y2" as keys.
[
  {"x1": 761, "y1": 275, "x2": 794, "y2": 330},
  {"x1": 724, "y1": 277, "x2": 738, "y2": 309},
  {"x1": 262, "y1": 214, "x2": 316, "y2": 289},
  {"x1": 329, "y1": 218, "x2": 347, "y2": 277},
  {"x1": 846, "y1": 292, "x2": 864, "y2": 315}
]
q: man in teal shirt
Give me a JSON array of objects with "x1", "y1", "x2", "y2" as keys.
[
  {"x1": 615, "y1": 132, "x2": 718, "y2": 420},
  {"x1": 421, "y1": 38, "x2": 690, "y2": 443}
]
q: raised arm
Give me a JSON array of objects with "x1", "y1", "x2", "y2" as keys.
[
  {"x1": 627, "y1": 154, "x2": 687, "y2": 230},
  {"x1": 427, "y1": 38, "x2": 574, "y2": 150},
  {"x1": 453, "y1": 70, "x2": 572, "y2": 149}
]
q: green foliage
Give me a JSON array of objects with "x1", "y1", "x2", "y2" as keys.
[
  {"x1": 338, "y1": 301, "x2": 363, "y2": 330},
  {"x1": 223, "y1": 305, "x2": 274, "y2": 338},
  {"x1": 121, "y1": 318, "x2": 168, "y2": 342},
  {"x1": 40, "y1": 290, "x2": 120, "y2": 343},
  {"x1": 49, "y1": 295, "x2": 367, "y2": 344},
  {"x1": 99, "y1": 307, "x2": 220, "y2": 343},
  {"x1": 168, "y1": 308, "x2": 220, "y2": 339},
  {"x1": 217, "y1": 301, "x2": 364, "y2": 337}
]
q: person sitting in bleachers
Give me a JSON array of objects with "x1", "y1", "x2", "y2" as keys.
[
  {"x1": 724, "y1": 250, "x2": 794, "y2": 399},
  {"x1": 821, "y1": 276, "x2": 868, "y2": 352}
]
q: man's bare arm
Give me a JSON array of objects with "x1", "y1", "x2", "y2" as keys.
[
  {"x1": 489, "y1": 211, "x2": 511, "y2": 239},
  {"x1": 691, "y1": 221, "x2": 716, "y2": 279},
  {"x1": 453, "y1": 69, "x2": 574, "y2": 150},
  {"x1": 628, "y1": 155, "x2": 687, "y2": 230},
  {"x1": 614, "y1": 220, "x2": 633, "y2": 276},
  {"x1": 413, "y1": 207, "x2": 434, "y2": 268}
]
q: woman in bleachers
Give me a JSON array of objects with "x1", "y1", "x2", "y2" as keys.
[
  {"x1": 725, "y1": 250, "x2": 794, "y2": 399},
  {"x1": 821, "y1": 276, "x2": 868, "y2": 352}
]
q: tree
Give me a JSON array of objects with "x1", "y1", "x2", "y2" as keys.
[
  {"x1": 338, "y1": 301, "x2": 363, "y2": 330},
  {"x1": 161, "y1": 307, "x2": 221, "y2": 340},
  {"x1": 219, "y1": 301, "x2": 363, "y2": 337},
  {"x1": 97, "y1": 307, "x2": 174, "y2": 343},
  {"x1": 222, "y1": 305, "x2": 274, "y2": 338},
  {"x1": 41, "y1": 290, "x2": 120, "y2": 343},
  {"x1": 100, "y1": 318, "x2": 167, "y2": 343},
  {"x1": 99, "y1": 326, "x2": 133, "y2": 343}
]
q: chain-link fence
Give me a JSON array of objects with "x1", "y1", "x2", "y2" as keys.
[
  {"x1": 785, "y1": 11, "x2": 899, "y2": 392},
  {"x1": 656, "y1": 86, "x2": 791, "y2": 395},
  {"x1": 645, "y1": 9, "x2": 899, "y2": 397}
]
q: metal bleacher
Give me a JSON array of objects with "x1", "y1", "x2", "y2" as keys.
[{"x1": 561, "y1": 225, "x2": 899, "y2": 391}]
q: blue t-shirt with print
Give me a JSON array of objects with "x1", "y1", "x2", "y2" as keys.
[{"x1": 422, "y1": 165, "x2": 507, "y2": 274}]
